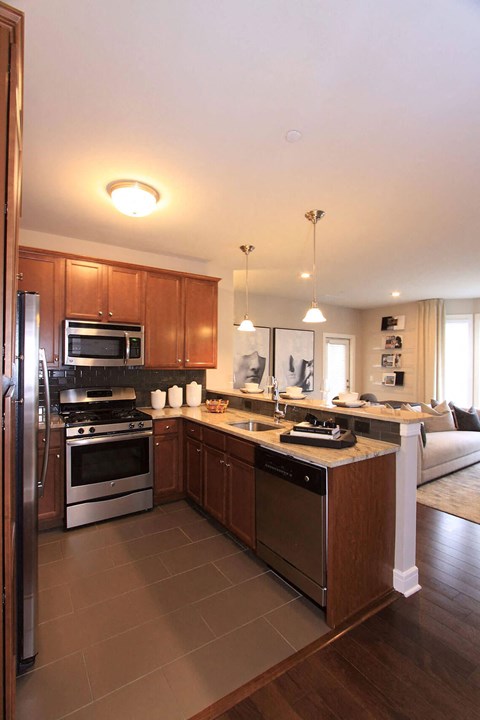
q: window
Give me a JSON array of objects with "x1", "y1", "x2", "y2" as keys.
[{"x1": 445, "y1": 315, "x2": 473, "y2": 407}]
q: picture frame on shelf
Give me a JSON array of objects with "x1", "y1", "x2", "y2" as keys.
[
  {"x1": 382, "y1": 373, "x2": 396, "y2": 386},
  {"x1": 273, "y1": 327, "x2": 314, "y2": 392},
  {"x1": 381, "y1": 315, "x2": 405, "y2": 331},
  {"x1": 233, "y1": 325, "x2": 271, "y2": 389},
  {"x1": 385, "y1": 334, "x2": 402, "y2": 350},
  {"x1": 381, "y1": 352, "x2": 402, "y2": 368}
]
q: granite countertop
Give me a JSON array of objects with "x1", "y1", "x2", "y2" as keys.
[
  {"x1": 205, "y1": 388, "x2": 430, "y2": 424},
  {"x1": 140, "y1": 405, "x2": 399, "y2": 468}
]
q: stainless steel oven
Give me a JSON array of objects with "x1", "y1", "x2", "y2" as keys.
[{"x1": 60, "y1": 387, "x2": 153, "y2": 528}]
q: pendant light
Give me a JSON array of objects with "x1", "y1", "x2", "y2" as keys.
[
  {"x1": 238, "y1": 244, "x2": 256, "y2": 332},
  {"x1": 303, "y1": 210, "x2": 327, "y2": 323}
]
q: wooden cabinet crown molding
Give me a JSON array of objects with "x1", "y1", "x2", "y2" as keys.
[{"x1": 19, "y1": 246, "x2": 221, "y2": 284}]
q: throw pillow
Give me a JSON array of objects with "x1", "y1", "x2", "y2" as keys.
[
  {"x1": 417, "y1": 401, "x2": 456, "y2": 432},
  {"x1": 449, "y1": 404, "x2": 480, "y2": 432}
]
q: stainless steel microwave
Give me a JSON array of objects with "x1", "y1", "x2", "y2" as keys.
[{"x1": 64, "y1": 320, "x2": 144, "y2": 367}]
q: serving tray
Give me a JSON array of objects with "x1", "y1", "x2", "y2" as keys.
[{"x1": 280, "y1": 429, "x2": 357, "y2": 448}]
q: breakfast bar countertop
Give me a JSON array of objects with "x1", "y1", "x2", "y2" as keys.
[{"x1": 141, "y1": 404, "x2": 399, "y2": 469}]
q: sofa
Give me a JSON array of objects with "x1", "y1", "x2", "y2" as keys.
[{"x1": 410, "y1": 400, "x2": 480, "y2": 486}]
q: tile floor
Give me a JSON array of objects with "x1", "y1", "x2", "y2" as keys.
[{"x1": 16, "y1": 501, "x2": 329, "y2": 720}]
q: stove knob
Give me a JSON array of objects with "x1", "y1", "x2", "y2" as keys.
[
  {"x1": 78, "y1": 427, "x2": 85, "y2": 435},
  {"x1": 129, "y1": 422, "x2": 135, "y2": 429},
  {"x1": 138, "y1": 421, "x2": 144, "y2": 428},
  {"x1": 89, "y1": 426, "x2": 96, "y2": 434}
]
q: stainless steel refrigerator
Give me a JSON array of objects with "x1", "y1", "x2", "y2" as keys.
[{"x1": 15, "y1": 291, "x2": 51, "y2": 673}]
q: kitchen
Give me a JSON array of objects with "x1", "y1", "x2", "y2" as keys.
[{"x1": 2, "y1": 3, "x2": 476, "y2": 716}]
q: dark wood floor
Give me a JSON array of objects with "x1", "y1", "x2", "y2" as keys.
[{"x1": 212, "y1": 505, "x2": 480, "y2": 720}]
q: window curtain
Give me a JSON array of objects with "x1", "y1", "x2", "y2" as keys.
[{"x1": 416, "y1": 299, "x2": 445, "y2": 403}]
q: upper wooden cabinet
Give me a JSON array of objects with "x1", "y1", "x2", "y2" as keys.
[
  {"x1": 145, "y1": 271, "x2": 218, "y2": 369},
  {"x1": 18, "y1": 250, "x2": 65, "y2": 367},
  {"x1": 65, "y1": 259, "x2": 145, "y2": 324}
]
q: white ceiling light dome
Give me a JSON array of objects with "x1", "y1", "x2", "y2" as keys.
[{"x1": 107, "y1": 180, "x2": 160, "y2": 217}]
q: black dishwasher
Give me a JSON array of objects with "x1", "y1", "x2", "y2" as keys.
[{"x1": 255, "y1": 446, "x2": 327, "y2": 606}]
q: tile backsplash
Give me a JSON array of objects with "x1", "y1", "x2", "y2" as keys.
[{"x1": 43, "y1": 366, "x2": 206, "y2": 411}]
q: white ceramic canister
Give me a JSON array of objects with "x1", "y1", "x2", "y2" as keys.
[
  {"x1": 168, "y1": 385, "x2": 183, "y2": 408},
  {"x1": 186, "y1": 381, "x2": 202, "y2": 407},
  {"x1": 151, "y1": 389, "x2": 166, "y2": 410}
]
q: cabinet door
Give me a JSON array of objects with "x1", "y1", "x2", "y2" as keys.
[
  {"x1": 227, "y1": 456, "x2": 255, "y2": 549},
  {"x1": 145, "y1": 271, "x2": 184, "y2": 368},
  {"x1": 65, "y1": 259, "x2": 106, "y2": 320},
  {"x1": 19, "y1": 251, "x2": 65, "y2": 366},
  {"x1": 38, "y1": 430, "x2": 65, "y2": 530},
  {"x1": 153, "y1": 434, "x2": 181, "y2": 503},
  {"x1": 203, "y1": 444, "x2": 226, "y2": 523},
  {"x1": 185, "y1": 436, "x2": 203, "y2": 505},
  {"x1": 184, "y1": 277, "x2": 218, "y2": 368},
  {"x1": 107, "y1": 265, "x2": 145, "y2": 323}
]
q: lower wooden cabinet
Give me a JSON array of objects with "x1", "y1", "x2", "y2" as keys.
[
  {"x1": 153, "y1": 419, "x2": 182, "y2": 503},
  {"x1": 38, "y1": 429, "x2": 65, "y2": 530},
  {"x1": 184, "y1": 422, "x2": 203, "y2": 505},
  {"x1": 201, "y1": 428, "x2": 256, "y2": 549}
]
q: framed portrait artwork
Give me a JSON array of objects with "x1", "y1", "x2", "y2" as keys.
[
  {"x1": 233, "y1": 325, "x2": 271, "y2": 389},
  {"x1": 382, "y1": 373, "x2": 396, "y2": 386},
  {"x1": 273, "y1": 327, "x2": 314, "y2": 392}
]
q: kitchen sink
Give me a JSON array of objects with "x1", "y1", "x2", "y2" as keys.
[{"x1": 227, "y1": 420, "x2": 280, "y2": 432}]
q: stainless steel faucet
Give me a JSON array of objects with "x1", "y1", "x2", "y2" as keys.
[{"x1": 272, "y1": 377, "x2": 288, "y2": 423}]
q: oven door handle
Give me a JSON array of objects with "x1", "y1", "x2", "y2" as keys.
[
  {"x1": 66, "y1": 429, "x2": 153, "y2": 447},
  {"x1": 124, "y1": 331, "x2": 130, "y2": 365}
]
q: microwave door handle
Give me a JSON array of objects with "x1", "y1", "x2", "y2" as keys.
[
  {"x1": 124, "y1": 331, "x2": 130, "y2": 365},
  {"x1": 38, "y1": 347, "x2": 51, "y2": 497}
]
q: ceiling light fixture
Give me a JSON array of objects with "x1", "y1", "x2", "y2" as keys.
[
  {"x1": 391, "y1": 291, "x2": 401, "y2": 298},
  {"x1": 300, "y1": 272, "x2": 311, "y2": 279},
  {"x1": 302, "y1": 209, "x2": 327, "y2": 324},
  {"x1": 238, "y1": 244, "x2": 256, "y2": 332},
  {"x1": 107, "y1": 180, "x2": 160, "y2": 217}
]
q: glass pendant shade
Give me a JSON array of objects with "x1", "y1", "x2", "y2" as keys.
[
  {"x1": 107, "y1": 180, "x2": 160, "y2": 217},
  {"x1": 302, "y1": 209, "x2": 326, "y2": 324},
  {"x1": 238, "y1": 317, "x2": 255, "y2": 332},
  {"x1": 303, "y1": 304, "x2": 326, "y2": 323},
  {"x1": 238, "y1": 245, "x2": 255, "y2": 332}
]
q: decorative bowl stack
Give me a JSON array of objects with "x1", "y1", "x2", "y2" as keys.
[{"x1": 205, "y1": 399, "x2": 229, "y2": 413}]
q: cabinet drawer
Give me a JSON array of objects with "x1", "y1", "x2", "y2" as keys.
[
  {"x1": 184, "y1": 421, "x2": 202, "y2": 440},
  {"x1": 203, "y1": 427, "x2": 226, "y2": 451},
  {"x1": 154, "y1": 419, "x2": 179, "y2": 436},
  {"x1": 227, "y1": 436, "x2": 255, "y2": 465}
]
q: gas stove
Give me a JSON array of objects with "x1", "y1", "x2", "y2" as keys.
[{"x1": 59, "y1": 387, "x2": 153, "y2": 438}]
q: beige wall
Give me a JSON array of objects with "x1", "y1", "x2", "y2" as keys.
[
  {"x1": 233, "y1": 291, "x2": 363, "y2": 399},
  {"x1": 20, "y1": 229, "x2": 234, "y2": 389}
]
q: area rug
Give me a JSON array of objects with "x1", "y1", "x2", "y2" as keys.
[{"x1": 417, "y1": 463, "x2": 480, "y2": 524}]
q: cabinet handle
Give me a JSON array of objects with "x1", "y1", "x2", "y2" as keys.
[
  {"x1": 17, "y1": 272, "x2": 23, "y2": 281},
  {"x1": 155, "y1": 442, "x2": 159, "y2": 446},
  {"x1": 196, "y1": 448, "x2": 201, "y2": 454},
  {"x1": 109, "y1": 312, "x2": 113, "y2": 317},
  {"x1": 219, "y1": 459, "x2": 224, "y2": 465},
  {"x1": 225, "y1": 463, "x2": 231, "y2": 468},
  {"x1": 185, "y1": 358, "x2": 190, "y2": 363},
  {"x1": 177, "y1": 359, "x2": 182, "y2": 363},
  {"x1": 165, "y1": 425, "x2": 170, "y2": 429},
  {"x1": 56, "y1": 454, "x2": 60, "y2": 459},
  {"x1": 98, "y1": 311, "x2": 103, "y2": 316}
]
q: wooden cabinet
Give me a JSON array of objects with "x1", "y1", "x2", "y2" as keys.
[
  {"x1": 66, "y1": 259, "x2": 145, "y2": 323},
  {"x1": 18, "y1": 250, "x2": 65, "y2": 366},
  {"x1": 153, "y1": 419, "x2": 182, "y2": 503},
  {"x1": 201, "y1": 428, "x2": 256, "y2": 548},
  {"x1": 145, "y1": 271, "x2": 218, "y2": 369},
  {"x1": 184, "y1": 422, "x2": 203, "y2": 505},
  {"x1": 225, "y1": 436, "x2": 256, "y2": 549},
  {"x1": 38, "y1": 429, "x2": 65, "y2": 530},
  {"x1": 184, "y1": 277, "x2": 218, "y2": 369}
]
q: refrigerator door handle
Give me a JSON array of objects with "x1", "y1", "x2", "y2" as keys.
[{"x1": 38, "y1": 348, "x2": 50, "y2": 497}]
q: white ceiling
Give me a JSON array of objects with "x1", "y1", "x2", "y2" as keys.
[{"x1": 14, "y1": 0, "x2": 480, "y2": 308}]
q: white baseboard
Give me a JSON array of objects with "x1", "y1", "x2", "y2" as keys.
[{"x1": 393, "y1": 566, "x2": 421, "y2": 597}]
